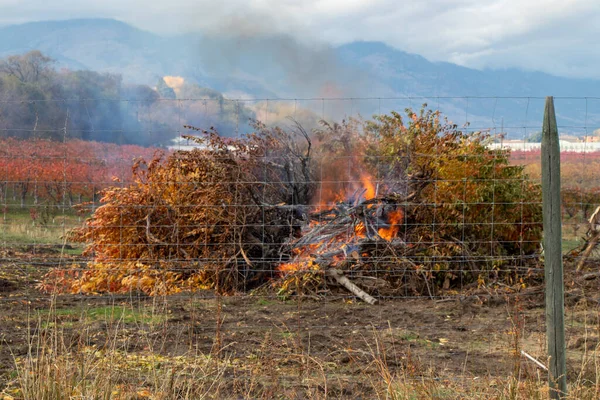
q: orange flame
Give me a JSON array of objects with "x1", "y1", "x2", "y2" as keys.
[
  {"x1": 360, "y1": 173, "x2": 377, "y2": 200},
  {"x1": 314, "y1": 182, "x2": 345, "y2": 211},
  {"x1": 313, "y1": 169, "x2": 378, "y2": 210},
  {"x1": 279, "y1": 171, "x2": 392, "y2": 275},
  {"x1": 378, "y1": 209, "x2": 404, "y2": 241},
  {"x1": 354, "y1": 221, "x2": 367, "y2": 237},
  {"x1": 278, "y1": 262, "x2": 300, "y2": 273}
]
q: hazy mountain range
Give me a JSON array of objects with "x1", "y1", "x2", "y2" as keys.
[{"x1": 2, "y1": 18, "x2": 600, "y2": 137}]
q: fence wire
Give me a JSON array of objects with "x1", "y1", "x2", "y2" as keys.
[{"x1": 1, "y1": 96, "x2": 600, "y2": 398}]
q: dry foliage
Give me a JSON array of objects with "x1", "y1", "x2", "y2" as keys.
[
  {"x1": 276, "y1": 108, "x2": 543, "y2": 297},
  {"x1": 48, "y1": 122, "x2": 314, "y2": 295},
  {"x1": 43, "y1": 107, "x2": 542, "y2": 296}
]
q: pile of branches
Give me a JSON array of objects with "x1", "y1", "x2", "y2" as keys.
[
  {"x1": 273, "y1": 110, "x2": 543, "y2": 299},
  {"x1": 43, "y1": 122, "x2": 316, "y2": 295},
  {"x1": 276, "y1": 193, "x2": 417, "y2": 302},
  {"x1": 42, "y1": 108, "x2": 543, "y2": 299},
  {"x1": 275, "y1": 175, "x2": 483, "y2": 300}
]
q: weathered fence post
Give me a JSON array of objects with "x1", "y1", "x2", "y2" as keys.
[{"x1": 541, "y1": 96, "x2": 567, "y2": 398}]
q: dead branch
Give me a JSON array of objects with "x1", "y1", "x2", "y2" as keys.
[
  {"x1": 326, "y1": 269, "x2": 378, "y2": 305},
  {"x1": 576, "y1": 231, "x2": 600, "y2": 271}
]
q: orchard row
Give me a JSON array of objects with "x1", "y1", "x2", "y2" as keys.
[{"x1": 0, "y1": 138, "x2": 161, "y2": 207}]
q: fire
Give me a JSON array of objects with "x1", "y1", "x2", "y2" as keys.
[
  {"x1": 314, "y1": 187, "x2": 345, "y2": 211},
  {"x1": 378, "y1": 209, "x2": 404, "y2": 241},
  {"x1": 279, "y1": 262, "x2": 302, "y2": 273},
  {"x1": 354, "y1": 221, "x2": 367, "y2": 237},
  {"x1": 314, "y1": 171, "x2": 378, "y2": 210},
  {"x1": 277, "y1": 171, "x2": 403, "y2": 276},
  {"x1": 360, "y1": 173, "x2": 377, "y2": 200}
]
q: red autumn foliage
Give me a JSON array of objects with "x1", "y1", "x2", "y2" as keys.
[
  {"x1": 511, "y1": 149, "x2": 600, "y2": 226},
  {"x1": 0, "y1": 138, "x2": 161, "y2": 207}
]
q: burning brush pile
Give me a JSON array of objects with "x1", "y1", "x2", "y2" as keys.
[
  {"x1": 47, "y1": 108, "x2": 543, "y2": 300},
  {"x1": 277, "y1": 174, "x2": 426, "y2": 303},
  {"x1": 273, "y1": 112, "x2": 543, "y2": 300}
]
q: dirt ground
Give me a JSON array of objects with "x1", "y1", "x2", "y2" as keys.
[{"x1": 1, "y1": 247, "x2": 599, "y2": 398}]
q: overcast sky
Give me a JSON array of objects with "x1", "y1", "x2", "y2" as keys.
[{"x1": 2, "y1": 0, "x2": 599, "y2": 79}]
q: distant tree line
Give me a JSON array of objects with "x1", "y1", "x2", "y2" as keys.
[{"x1": 0, "y1": 51, "x2": 255, "y2": 146}]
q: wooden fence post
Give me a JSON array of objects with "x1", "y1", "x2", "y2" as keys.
[{"x1": 541, "y1": 96, "x2": 567, "y2": 398}]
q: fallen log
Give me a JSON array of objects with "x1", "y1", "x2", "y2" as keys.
[{"x1": 326, "y1": 268, "x2": 378, "y2": 305}]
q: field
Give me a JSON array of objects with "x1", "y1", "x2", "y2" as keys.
[
  {"x1": 1, "y1": 144, "x2": 600, "y2": 398},
  {"x1": 513, "y1": 149, "x2": 600, "y2": 252},
  {"x1": 1, "y1": 251, "x2": 600, "y2": 399},
  {"x1": 1, "y1": 206, "x2": 600, "y2": 399}
]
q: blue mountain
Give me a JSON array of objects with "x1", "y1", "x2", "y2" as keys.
[{"x1": 1, "y1": 19, "x2": 599, "y2": 136}]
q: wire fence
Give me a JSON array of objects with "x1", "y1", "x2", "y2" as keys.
[{"x1": 1, "y1": 96, "x2": 600, "y2": 398}]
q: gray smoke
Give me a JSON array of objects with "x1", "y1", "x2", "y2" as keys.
[{"x1": 191, "y1": 10, "x2": 375, "y2": 100}]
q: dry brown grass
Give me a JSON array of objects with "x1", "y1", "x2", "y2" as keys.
[{"x1": 3, "y1": 297, "x2": 600, "y2": 400}]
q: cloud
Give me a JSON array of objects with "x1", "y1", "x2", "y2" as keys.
[
  {"x1": 286, "y1": 0, "x2": 600, "y2": 78},
  {"x1": 1, "y1": 0, "x2": 599, "y2": 78}
]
